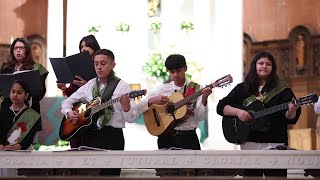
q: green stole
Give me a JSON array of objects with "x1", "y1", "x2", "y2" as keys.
[
  {"x1": 33, "y1": 63, "x2": 48, "y2": 76},
  {"x1": 92, "y1": 71, "x2": 118, "y2": 126},
  {"x1": 6, "y1": 108, "x2": 40, "y2": 145},
  {"x1": 243, "y1": 80, "x2": 288, "y2": 107}
]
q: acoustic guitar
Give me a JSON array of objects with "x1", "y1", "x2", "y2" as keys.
[
  {"x1": 144, "y1": 74, "x2": 233, "y2": 136},
  {"x1": 59, "y1": 89, "x2": 146, "y2": 141},
  {"x1": 222, "y1": 93, "x2": 318, "y2": 144}
]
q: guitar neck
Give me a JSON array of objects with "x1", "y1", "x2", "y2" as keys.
[
  {"x1": 175, "y1": 84, "x2": 214, "y2": 109},
  {"x1": 92, "y1": 97, "x2": 120, "y2": 114},
  {"x1": 253, "y1": 102, "x2": 289, "y2": 119}
]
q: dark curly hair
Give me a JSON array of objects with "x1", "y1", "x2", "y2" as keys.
[{"x1": 4, "y1": 37, "x2": 35, "y2": 71}]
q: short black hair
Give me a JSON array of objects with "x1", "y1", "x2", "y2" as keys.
[
  {"x1": 93, "y1": 49, "x2": 115, "y2": 62},
  {"x1": 165, "y1": 54, "x2": 186, "y2": 70}
]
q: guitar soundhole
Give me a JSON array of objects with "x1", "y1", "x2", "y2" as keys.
[
  {"x1": 84, "y1": 108, "x2": 92, "y2": 118},
  {"x1": 246, "y1": 119, "x2": 256, "y2": 125},
  {"x1": 166, "y1": 103, "x2": 176, "y2": 115}
]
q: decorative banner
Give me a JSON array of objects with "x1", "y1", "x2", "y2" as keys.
[{"x1": 38, "y1": 97, "x2": 65, "y2": 145}]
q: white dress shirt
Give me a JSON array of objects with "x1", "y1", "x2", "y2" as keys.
[
  {"x1": 314, "y1": 96, "x2": 320, "y2": 114},
  {"x1": 61, "y1": 78, "x2": 138, "y2": 128},
  {"x1": 137, "y1": 80, "x2": 207, "y2": 131}
]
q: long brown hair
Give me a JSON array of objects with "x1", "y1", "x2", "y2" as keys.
[
  {"x1": 5, "y1": 37, "x2": 35, "y2": 71},
  {"x1": 79, "y1": 35, "x2": 101, "y2": 56}
]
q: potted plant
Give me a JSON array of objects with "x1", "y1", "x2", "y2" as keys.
[{"x1": 142, "y1": 52, "x2": 203, "y2": 83}]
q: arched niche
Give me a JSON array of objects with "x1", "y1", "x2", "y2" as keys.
[
  {"x1": 27, "y1": 34, "x2": 47, "y2": 68},
  {"x1": 288, "y1": 26, "x2": 313, "y2": 76}
]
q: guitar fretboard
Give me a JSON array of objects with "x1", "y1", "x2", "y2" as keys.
[
  {"x1": 174, "y1": 84, "x2": 214, "y2": 109},
  {"x1": 92, "y1": 97, "x2": 120, "y2": 114},
  {"x1": 253, "y1": 102, "x2": 289, "y2": 119}
]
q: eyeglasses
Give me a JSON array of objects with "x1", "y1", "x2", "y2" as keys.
[{"x1": 13, "y1": 46, "x2": 26, "y2": 51}]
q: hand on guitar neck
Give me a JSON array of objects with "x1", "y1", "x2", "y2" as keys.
[
  {"x1": 119, "y1": 94, "x2": 132, "y2": 112},
  {"x1": 286, "y1": 97, "x2": 300, "y2": 119},
  {"x1": 200, "y1": 87, "x2": 213, "y2": 106}
]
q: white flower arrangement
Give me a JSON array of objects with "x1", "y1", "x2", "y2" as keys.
[
  {"x1": 7, "y1": 128, "x2": 21, "y2": 145},
  {"x1": 180, "y1": 21, "x2": 194, "y2": 31},
  {"x1": 116, "y1": 23, "x2": 130, "y2": 32},
  {"x1": 149, "y1": 17, "x2": 162, "y2": 33}
]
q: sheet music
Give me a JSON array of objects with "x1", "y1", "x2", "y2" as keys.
[
  {"x1": 50, "y1": 51, "x2": 96, "y2": 83},
  {"x1": 0, "y1": 70, "x2": 42, "y2": 97}
]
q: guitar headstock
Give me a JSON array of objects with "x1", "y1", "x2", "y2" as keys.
[
  {"x1": 129, "y1": 89, "x2": 147, "y2": 99},
  {"x1": 297, "y1": 94, "x2": 319, "y2": 106},
  {"x1": 211, "y1": 74, "x2": 233, "y2": 88}
]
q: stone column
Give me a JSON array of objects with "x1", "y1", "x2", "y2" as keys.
[{"x1": 46, "y1": 0, "x2": 64, "y2": 97}]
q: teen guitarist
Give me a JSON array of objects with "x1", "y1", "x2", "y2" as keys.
[
  {"x1": 138, "y1": 54, "x2": 212, "y2": 151},
  {"x1": 217, "y1": 51, "x2": 301, "y2": 178},
  {"x1": 61, "y1": 49, "x2": 138, "y2": 176}
]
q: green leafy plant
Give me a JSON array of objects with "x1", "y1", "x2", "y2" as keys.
[
  {"x1": 142, "y1": 53, "x2": 203, "y2": 82},
  {"x1": 142, "y1": 53, "x2": 169, "y2": 82},
  {"x1": 33, "y1": 139, "x2": 70, "y2": 151},
  {"x1": 116, "y1": 22, "x2": 130, "y2": 32},
  {"x1": 180, "y1": 21, "x2": 194, "y2": 31}
]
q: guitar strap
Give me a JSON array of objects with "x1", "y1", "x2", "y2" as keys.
[
  {"x1": 176, "y1": 81, "x2": 200, "y2": 126},
  {"x1": 243, "y1": 80, "x2": 288, "y2": 107},
  {"x1": 92, "y1": 71, "x2": 121, "y2": 126}
]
